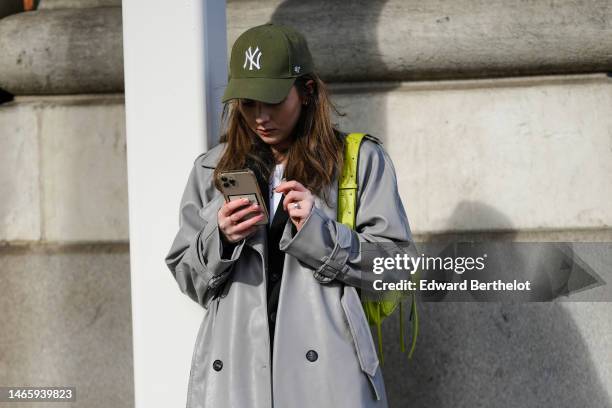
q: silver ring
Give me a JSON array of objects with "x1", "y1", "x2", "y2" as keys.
[{"x1": 292, "y1": 202, "x2": 301, "y2": 210}]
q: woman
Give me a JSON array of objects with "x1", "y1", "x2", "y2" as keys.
[{"x1": 165, "y1": 23, "x2": 413, "y2": 408}]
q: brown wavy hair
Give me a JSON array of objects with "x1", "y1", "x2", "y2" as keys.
[{"x1": 214, "y1": 72, "x2": 345, "y2": 205}]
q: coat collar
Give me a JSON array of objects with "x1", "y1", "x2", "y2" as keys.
[{"x1": 199, "y1": 143, "x2": 226, "y2": 169}]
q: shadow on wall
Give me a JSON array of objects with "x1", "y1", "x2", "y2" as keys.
[
  {"x1": 270, "y1": 0, "x2": 397, "y2": 144},
  {"x1": 269, "y1": 2, "x2": 611, "y2": 407},
  {"x1": 0, "y1": 88, "x2": 13, "y2": 105},
  {"x1": 383, "y1": 201, "x2": 612, "y2": 408}
]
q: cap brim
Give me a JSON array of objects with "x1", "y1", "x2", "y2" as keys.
[{"x1": 221, "y1": 77, "x2": 296, "y2": 104}]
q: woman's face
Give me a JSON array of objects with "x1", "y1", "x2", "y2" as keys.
[{"x1": 239, "y1": 85, "x2": 303, "y2": 151}]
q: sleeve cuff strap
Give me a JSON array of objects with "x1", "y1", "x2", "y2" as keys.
[{"x1": 313, "y1": 255, "x2": 350, "y2": 283}]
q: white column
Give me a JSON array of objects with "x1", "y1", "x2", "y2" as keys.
[{"x1": 121, "y1": 0, "x2": 227, "y2": 406}]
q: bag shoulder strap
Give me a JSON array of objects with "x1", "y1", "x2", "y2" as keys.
[
  {"x1": 337, "y1": 132, "x2": 418, "y2": 364},
  {"x1": 338, "y1": 132, "x2": 367, "y2": 229}
]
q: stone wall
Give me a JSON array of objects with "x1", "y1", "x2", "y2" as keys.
[
  {"x1": 1, "y1": 1, "x2": 611, "y2": 407},
  {"x1": 0, "y1": 3, "x2": 132, "y2": 408}
]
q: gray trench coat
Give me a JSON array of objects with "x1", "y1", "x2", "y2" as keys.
[{"x1": 165, "y1": 134, "x2": 413, "y2": 408}]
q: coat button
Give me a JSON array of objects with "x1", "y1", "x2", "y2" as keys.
[
  {"x1": 212, "y1": 359, "x2": 223, "y2": 371},
  {"x1": 271, "y1": 272, "x2": 280, "y2": 281},
  {"x1": 306, "y1": 350, "x2": 318, "y2": 362},
  {"x1": 269, "y1": 311, "x2": 276, "y2": 322}
]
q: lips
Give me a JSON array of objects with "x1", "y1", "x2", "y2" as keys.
[{"x1": 257, "y1": 128, "x2": 276, "y2": 136}]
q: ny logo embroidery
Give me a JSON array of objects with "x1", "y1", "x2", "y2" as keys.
[{"x1": 243, "y1": 46, "x2": 262, "y2": 70}]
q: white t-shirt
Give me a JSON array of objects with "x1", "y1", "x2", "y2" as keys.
[{"x1": 268, "y1": 163, "x2": 285, "y2": 225}]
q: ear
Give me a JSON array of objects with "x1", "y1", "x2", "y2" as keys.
[
  {"x1": 302, "y1": 79, "x2": 315, "y2": 105},
  {"x1": 305, "y1": 79, "x2": 315, "y2": 95}
]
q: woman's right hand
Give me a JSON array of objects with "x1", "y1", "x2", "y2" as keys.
[{"x1": 218, "y1": 198, "x2": 265, "y2": 243}]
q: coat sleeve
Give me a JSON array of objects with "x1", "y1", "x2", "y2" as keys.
[
  {"x1": 279, "y1": 138, "x2": 414, "y2": 291},
  {"x1": 164, "y1": 154, "x2": 246, "y2": 309}
]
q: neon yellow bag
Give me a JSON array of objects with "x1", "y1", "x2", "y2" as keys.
[{"x1": 337, "y1": 132, "x2": 418, "y2": 365}]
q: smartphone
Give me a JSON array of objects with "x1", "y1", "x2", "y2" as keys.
[{"x1": 217, "y1": 168, "x2": 269, "y2": 226}]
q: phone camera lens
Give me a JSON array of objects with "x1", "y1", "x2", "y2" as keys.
[
  {"x1": 229, "y1": 179, "x2": 236, "y2": 185},
  {"x1": 223, "y1": 182, "x2": 230, "y2": 188},
  {"x1": 221, "y1": 176, "x2": 228, "y2": 182}
]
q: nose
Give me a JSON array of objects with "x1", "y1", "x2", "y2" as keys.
[{"x1": 254, "y1": 102, "x2": 271, "y2": 125}]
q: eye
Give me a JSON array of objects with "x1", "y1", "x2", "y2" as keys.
[{"x1": 240, "y1": 99, "x2": 256, "y2": 107}]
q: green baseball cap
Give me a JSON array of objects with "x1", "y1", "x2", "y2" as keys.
[{"x1": 222, "y1": 23, "x2": 315, "y2": 104}]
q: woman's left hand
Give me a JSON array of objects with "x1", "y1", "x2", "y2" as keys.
[{"x1": 274, "y1": 180, "x2": 315, "y2": 232}]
